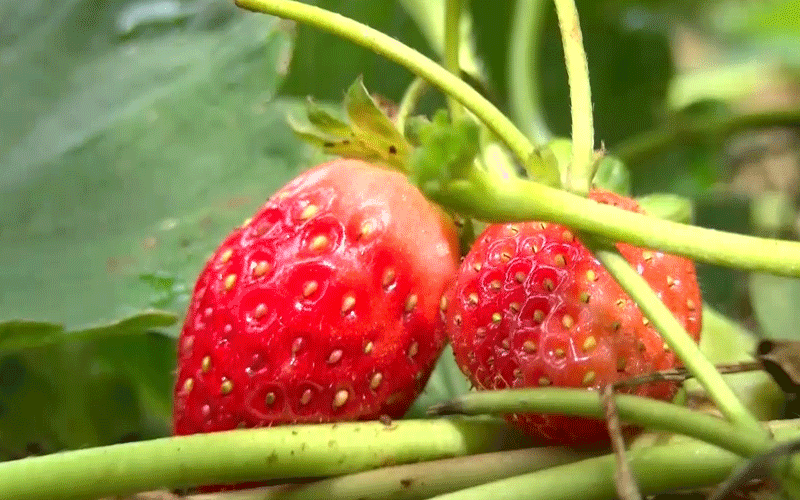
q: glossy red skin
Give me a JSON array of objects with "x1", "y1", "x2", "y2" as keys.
[
  {"x1": 174, "y1": 159, "x2": 459, "y2": 437},
  {"x1": 444, "y1": 189, "x2": 702, "y2": 445}
]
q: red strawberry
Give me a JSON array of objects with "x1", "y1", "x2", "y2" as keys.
[
  {"x1": 444, "y1": 189, "x2": 702, "y2": 445},
  {"x1": 174, "y1": 159, "x2": 459, "y2": 438}
]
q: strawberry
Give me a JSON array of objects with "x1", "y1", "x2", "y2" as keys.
[
  {"x1": 174, "y1": 159, "x2": 459, "y2": 438},
  {"x1": 443, "y1": 189, "x2": 702, "y2": 445}
]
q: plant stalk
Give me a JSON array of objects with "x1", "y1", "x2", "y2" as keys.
[
  {"x1": 552, "y1": 0, "x2": 594, "y2": 194},
  {"x1": 444, "y1": 0, "x2": 463, "y2": 121}
]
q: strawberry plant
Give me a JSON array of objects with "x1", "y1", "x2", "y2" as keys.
[{"x1": 4, "y1": 0, "x2": 800, "y2": 499}]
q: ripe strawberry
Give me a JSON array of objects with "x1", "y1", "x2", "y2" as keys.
[
  {"x1": 174, "y1": 159, "x2": 459, "y2": 438},
  {"x1": 444, "y1": 189, "x2": 702, "y2": 445}
]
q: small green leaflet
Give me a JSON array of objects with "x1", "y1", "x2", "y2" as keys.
[{"x1": 288, "y1": 77, "x2": 411, "y2": 171}]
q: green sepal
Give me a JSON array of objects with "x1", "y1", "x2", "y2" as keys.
[
  {"x1": 637, "y1": 193, "x2": 694, "y2": 224},
  {"x1": 408, "y1": 110, "x2": 482, "y2": 197},
  {"x1": 288, "y1": 77, "x2": 412, "y2": 172},
  {"x1": 592, "y1": 155, "x2": 632, "y2": 196}
]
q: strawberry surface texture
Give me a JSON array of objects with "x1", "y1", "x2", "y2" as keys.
[
  {"x1": 443, "y1": 189, "x2": 702, "y2": 445},
  {"x1": 174, "y1": 159, "x2": 459, "y2": 436}
]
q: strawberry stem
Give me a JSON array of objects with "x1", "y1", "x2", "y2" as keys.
[
  {"x1": 234, "y1": 0, "x2": 561, "y2": 188},
  {"x1": 444, "y1": 0, "x2": 463, "y2": 122},
  {"x1": 590, "y1": 245, "x2": 766, "y2": 436},
  {"x1": 424, "y1": 426, "x2": 800, "y2": 500},
  {"x1": 396, "y1": 77, "x2": 428, "y2": 135},
  {"x1": 0, "y1": 419, "x2": 512, "y2": 500},
  {"x1": 432, "y1": 170, "x2": 800, "y2": 278},
  {"x1": 508, "y1": 0, "x2": 551, "y2": 145},
  {"x1": 187, "y1": 447, "x2": 588, "y2": 500},
  {"x1": 553, "y1": 0, "x2": 594, "y2": 195}
]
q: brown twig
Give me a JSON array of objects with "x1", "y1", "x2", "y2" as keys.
[
  {"x1": 613, "y1": 361, "x2": 764, "y2": 390},
  {"x1": 602, "y1": 385, "x2": 642, "y2": 500}
]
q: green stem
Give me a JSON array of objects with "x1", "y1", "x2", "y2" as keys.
[
  {"x1": 552, "y1": 0, "x2": 594, "y2": 194},
  {"x1": 508, "y1": 0, "x2": 551, "y2": 144},
  {"x1": 0, "y1": 419, "x2": 511, "y2": 500},
  {"x1": 613, "y1": 107, "x2": 800, "y2": 167},
  {"x1": 234, "y1": 0, "x2": 560, "y2": 187},
  {"x1": 435, "y1": 171, "x2": 800, "y2": 277},
  {"x1": 430, "y1": 388, "x2": 769, "y2": 459},
  {"x1": 590, "y1": 245, "x2": 764, "y2": 434},
  {"x1": 190, "y1": 447, "x2": 591, "y2": 500},
  {"x1": 396, "y1": 77, "x2": 428, "y2": 135},
  {"x1": 445, "y1": 0, "x2": 463, "y2": 121},
  {"x1": 426, "y1": 430, "x2": 799, "y2": 500}
]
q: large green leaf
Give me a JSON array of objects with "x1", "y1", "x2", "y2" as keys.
[{"x1": 0, "y1": 0, "x2": 307, "y2": 328}]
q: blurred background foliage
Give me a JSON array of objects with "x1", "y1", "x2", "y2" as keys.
[{"x1": 1, "y1": 0, "x2": 800, "y2": 460}]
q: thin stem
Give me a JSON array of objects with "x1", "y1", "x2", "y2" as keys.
[
  {"x1": 444, "y1": 0, "x2": 462, "y2": 121},
  {"x1": 613, "y1": 107, "x2": 800, "y2": 167},
  {"x1": 426, "y1": 435, "x2": 770, "y2": 500},
  {"x1": 435, "y1": 171, "x2": 800, "y2": 277},
  {"x1": 234, "y1": 0, "x2": 560, "y2": 187},
  {"x1": 590, "y1": 246, "x2": 764, "y2": 434},
  {"x1": 508, "y1": 0, "x2": 551, "y2": 144},
  {"x1": 396, "y1": 77, "x2": 428, "y2": 135},
  {"x1": 0, "y1": 419, "x2": 511, "y2": 500},
  {"x1": 190, "y1": 447, "x2": 591, "y2": 500},
  {"x1": 552, "y1": 0, "x2": 594, "y2": 194},
  {"x1": 430, "y1": 388, "x2": 770, "y2": 459}
]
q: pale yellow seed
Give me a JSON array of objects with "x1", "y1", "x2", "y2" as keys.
[
  {"x1": 616, "y1": 298, "x2": 626, "y2": 308},
  {"x1": 253, "y1": 261, "x2": 270, "y2": 278},
  {"x1": 454, "y1": 314, "x2": 462, "y2": 326},
  {"x1": 473, "y1": 262, "x2": 482, "y2": 272},
  {"x1": 201, "y1": 356, "x2": 211, "y2": 373},
  {"x1": 666, "y1": 275, "x2": 675, "y2": 287},
  {"x1": 341, "y1": 294, "x2": 356, "y2": 314},
  {"x1": 543, "y1": 279, "x2": 554, "y2": 291},
  {"x1": 687, "y1": 299, "x2": 696, "y2": 311},
  {"x1": 253, "y1": 303, "x2": 267, "y2": 319},
  {"x1": 300, "y1": 389, "x2": 312, "y2": 405},
  {"x1": 554, "y1": 254, "x2": 566, "y2": 267},
  {"x1": 405, "y1": 294, "x2": 418, "y2": 312},
  {"x1": 582, "y1": 371, "x2": 596, "y2": 386},
  {"x1": 220, "y1": 380, "x2": 233, "y2": 395},
  {"x1": 642, "y1": 251, "x2": 653, "y2": 261},
  {"x1": 515, "y1": 272, "x2": 526, "y2": 283},
  {"x1": 327, "y1": 349, "x2": 343, "y2": 364},
  {"x1": 182, "y1": 378, "x2": 194, "y2": 393},
  {"x1": 580, "y1": 291, "x2": 590, "y2": 303},
  {"x1": 266, "y1": 392, "x2": 276, "y2": 405},
  {"x1": 554, "y1": 348, "x2": 566, "y2": 358},
  {"x1": 509, "y1": 225, "x2": 519, "y2": 234},
  {"x1": 382, "y1": 268, "x2": 396, "y2": 287},
  {"x1": 309, "y1": 235, "x2": 329, "y2": 252},
  {"x1": 219, "y1": 249, "x2": 233, "y2": 264},
  {"x1": 586, "y1": 270, "x2": 597, "y2": 282},
  {"x1": 370, "y1": 373, "x2": 383, "y2": 390},
  {"x1": 468, "y1": 293, "x2": 479, "y2": 306},
  {"x1": 562, "y1": 314, "x2": 574, "y2": 329},
  {"x1": 303, "y1": 281, "x2": 319, "y2": 297},
  {"x1": 663, "y1": 342, "x2": 671, "y2": 352},
  {"x1": 408, "y1": 341, "x2": 419, "y2": 358},
  {"x1": 300, "y1": 204, "x2": 319, "y2": 220},
  {"x1": 523, "y1": 340, "x2": 537, "y2": 353},
  {"x1": 562, "y1": 230, "x2": 574, "y2": 242},
  {"x1": 642, "y1": 317, "x2": 650, "y2": 326},
  {"x1": 333, "y1": 389, "x2": 349, "y2": 408},
  {"x1": 241, "y1": 217, "x2": 252, "y2": 228},
  {"x1": 539, "y1": 377, "x2": 551, "y2": 386},
  {"x1": 501, "y1": 339, "x2": 510, "y2": 350},
  {"x1": 500, "y1": 251, "x2": 512, "y2": 262},
  {"x1": 490, "y1": 280, "x2": 501, "y2": 291},
  {"x1": 583, "y1": 336, "x2": 597, "y2": 352},
  {"x1": 533, "y1": 310, "x2": 545, "y2": 322},
  {"x1": 360, "y1": 220, "x2": 375, "y2": 238},
  {"x1": 224, "y1": 274, "x2": 237, "y2": 291},
  {"x1": 509, "y1": 302, "x2": 520, "y2": 313},
  {"x1": 440, "y1": 295, "x2": 448, "y2": 312},
  {"x1": 364, "y1": 341, "x2": 374, "y2": 354},
  {"x1": 492, "y1": 312, "x2": 502, "y2": 324},
  {"x1": 292, "y1": 337, "x2": 303, "y2": 354}
]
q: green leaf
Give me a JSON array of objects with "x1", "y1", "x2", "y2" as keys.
[
  {"x1": 0, "y1": 3, "x2": 304, "y2": 328},
  {"x1": 637, "y1": 193, "x2": 694, "y2": 224},
  {"x1": 405, "y1": 345, "x2": 472, "y2": 418},
  {"x1": 749, "y1": 273, "x2": 800, "y2": 340},
  {"x1": 289, "y1": 78, "x2": 412, "y2": 171},
  {"x1": 592, "y1": 155, "x2": 632, "y2": 196},
  {"x1": 0, "y1": 311, "x2": 177, "y2": 352}
]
